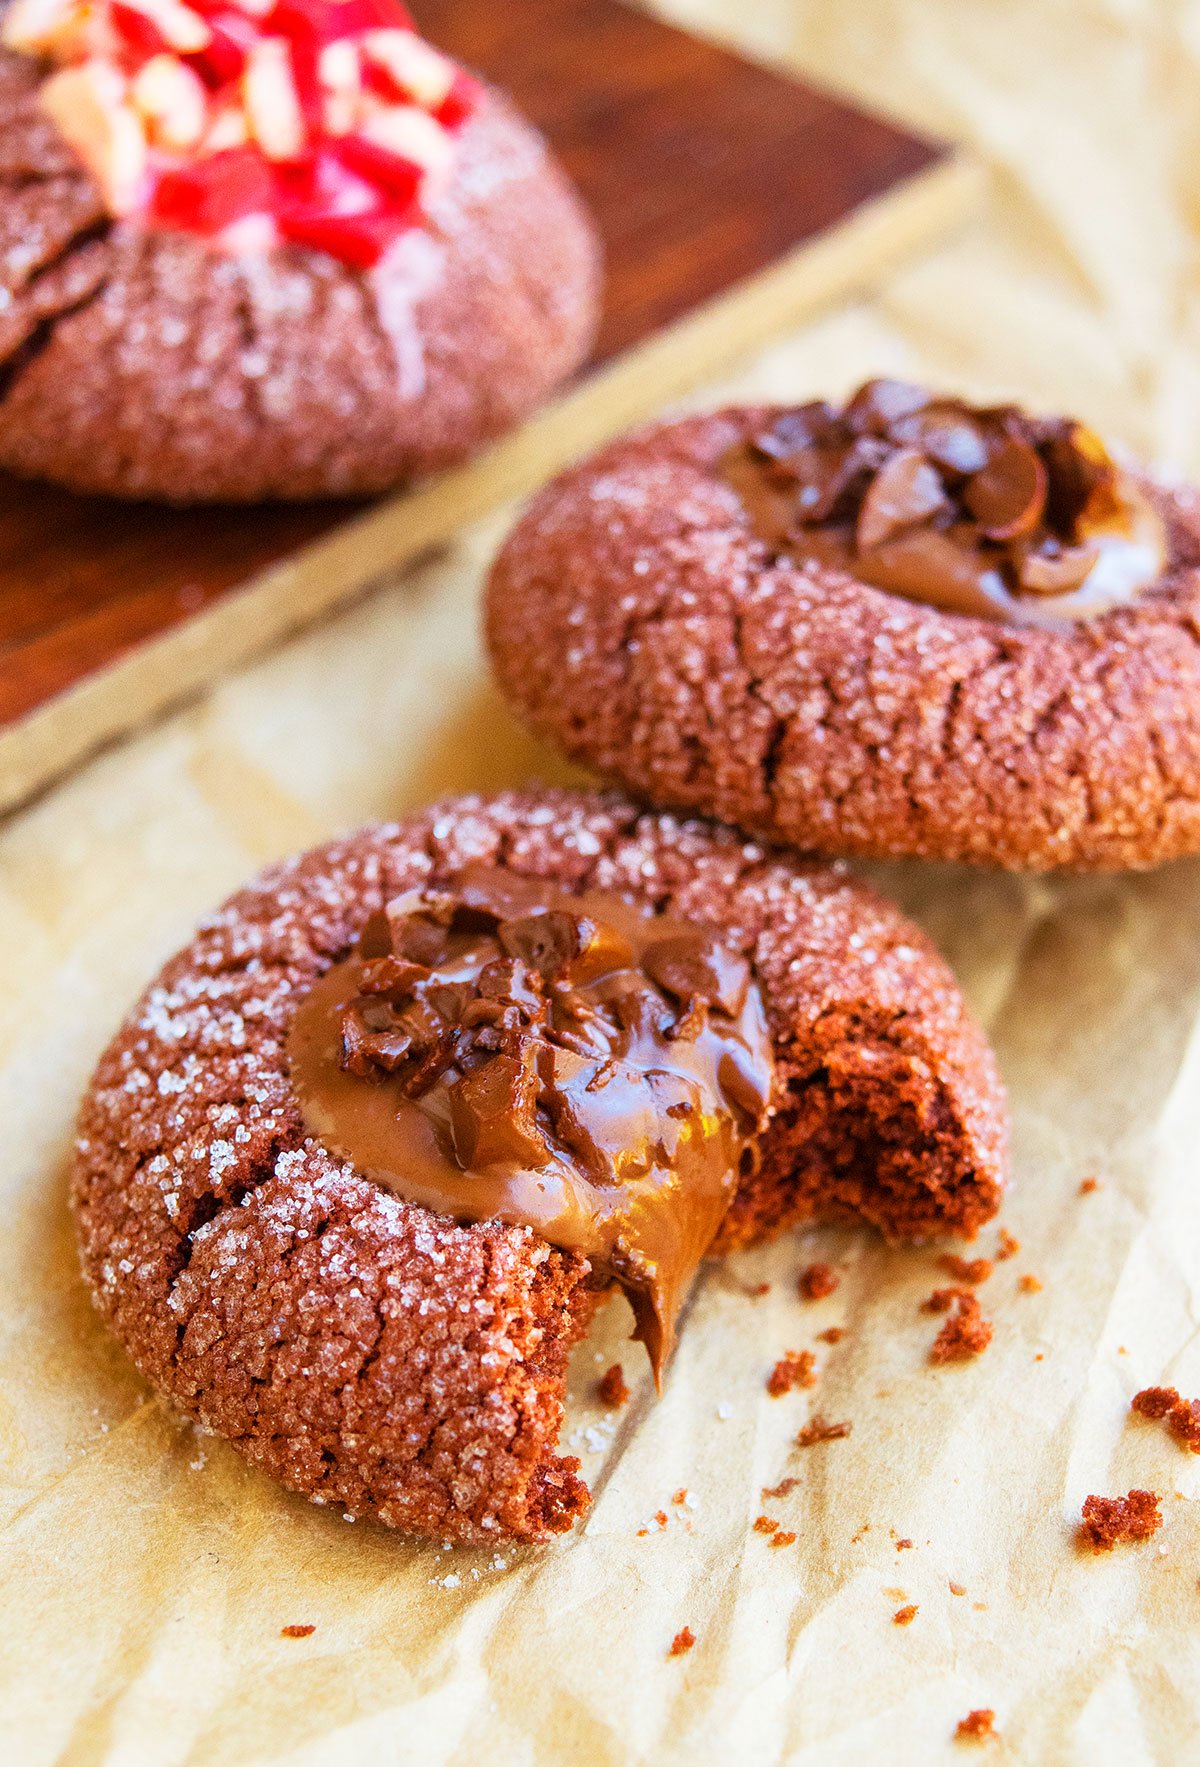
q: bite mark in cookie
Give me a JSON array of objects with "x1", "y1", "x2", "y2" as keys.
[
  {"x1": 487, "y1": 393, "x2": 1200, "y2": 871},
  {"x1": 72, "y1": 790, "x2": 1007, "y2": 1544}
]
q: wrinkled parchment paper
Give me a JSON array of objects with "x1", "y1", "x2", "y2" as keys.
[{"x1": 5, "y1": 2, "x2": 1200, "y2": 1760}]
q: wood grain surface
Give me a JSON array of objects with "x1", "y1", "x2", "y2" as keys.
[{"x1": 0, "y1": 0, "x2": 965, "y2": 796}]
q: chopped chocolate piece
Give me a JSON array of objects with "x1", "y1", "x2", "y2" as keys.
[
  {"x1": 799, "y1": 1262, "x2": 840, "y2": 1301},
  {"x1": 597, "y1": 1364, "x2": 630, "y2": 1410},
  {"x1": 280, "y1": 1624, "x2": 315, "y2": 1639},
  {"x1": 818, "y1": 1326, "x2": 845, "y2": 1345},
  {"x1": 725, "y1": 383, "x2": 1167, "y2": 627},
  {"x1": 643, "y1": 933, "x2": 751, "y2": 1019},
  {"x1": 856, "y1": 447, "x2": 948, "y2": 552},
  {"x1": 1017, "y1": 1273, "x2": 1043, "y2": 1294},
  {"x1": 893, "y1": 1604, "x2": 918, "y2": 1625},
  {"x1": 449, "y1": 1054, "x2": 547, "y2": 1171},
  {"x1": 1079, "y1": 1177, "x2": 1100, "y2": 1196},
  {"x1": 769, "y1": 1530, "x2": 797, "y2": 1548},
  {"x1": 753, "y1": 1514, "x2": 779, "y2": 1534},
  {"x1": 845, "y1": 378, "x2": 930, "y2": 434},
  {"x1": 288, "y1": 865, "x2": 775, "y2": 1382},
  {"x1": 995, "y1": 1228, "x2": 1021, "y2": 1259},
  {"x1": 668, "y1": 1627, "x2": 696, "y2": 1657},
  {"x1": 964, "y1": 435, "x2": 1047, "y2": 541},
  {"x1": 1079, "y1": 1490, "x2": 1162, "y2": 1550},
  {"x1": 796, "y1": 1417, "x2": 852, "y2": 1447},
  {"x1": 767, "y1": 1351, "x2": 818, "y2": 1397},
  {"x1": 895, "y1": 1538, "x2": 913, "y2": 1551},
  {"x1": 955, "y1": 1709, "x2": 997, "y2": 1744}
]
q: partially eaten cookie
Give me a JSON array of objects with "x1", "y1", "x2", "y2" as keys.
[{"x1": 72, "y1": 791, "x2": 1007, "y2": 1543}]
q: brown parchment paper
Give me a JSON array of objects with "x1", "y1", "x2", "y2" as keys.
[{"x1": 5, "y1": 1, "x2": 1200, "y2": 1760}]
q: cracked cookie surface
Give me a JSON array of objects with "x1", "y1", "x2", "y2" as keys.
[
  {"x1": 487, "y1": 411, "x2": 1200, "y2": 871},
  {"x1": 0, "y1": 48, "x2": 600, "y2": 502},
  {"x1": 72, "y1": 791, "x2": 1006, "y2": 1544}
]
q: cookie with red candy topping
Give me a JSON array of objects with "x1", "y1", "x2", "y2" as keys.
[
  {"x1": 487, "y1": 390, "x2": 1200, "y2": 872},
  {"x1": 0, "y1": 0, "x2": 600, "y2": 500},
  {"x1": 72, "y1": 790, "x2": 1006, "y2": 1544}
]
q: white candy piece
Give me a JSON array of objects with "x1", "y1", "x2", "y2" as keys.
[
  {"x1": 202, "y1": 102, "x2": 249, "y2": 154},
  {"x1": 362, "y1": 29, "x2": 454, "y2": 108},
  {"x1": 318, "y1": 38, "x2": 361, "y2": 137},
  {"x1": 243, "y1": 36, "x2": 306, "y2": 161},
  {"x1": 360, "y1": 103, "x2": 453, "y2": 182},
  {"x1": 39, "y1": 59, "x2": 148, "y2": 215},
  {"x1": 131, "y1": 53, "x2": 208, "y2": 150}
]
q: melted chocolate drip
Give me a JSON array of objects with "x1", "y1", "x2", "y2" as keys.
[
  {"x1": 724, "y1": 380, "x2": 1167, "y2": 627},
  {"x1": 287, "y1": 865, "x2": 775, "y2": 1382}
]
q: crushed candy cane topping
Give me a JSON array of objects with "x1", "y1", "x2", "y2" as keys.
[{"x1": 3, "y1": 0, "x2": 483, "y2": 266}]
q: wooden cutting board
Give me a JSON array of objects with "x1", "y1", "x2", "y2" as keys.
[{"x1": 0, "y1": 0, "x2": 979, "y2": 813}]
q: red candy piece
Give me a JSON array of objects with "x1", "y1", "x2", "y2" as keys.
[
  {"x1": 110, "y1": 1, "x2": 170, "y2": 63},
  {"x1": 331, "y1": 134, "x2": 421, "y2": 205},
  {"x1": 268, "y1": 0, "x2": 411, "y2": 49},
  {"x1": 150, "y1": 144, "x2": 277, "y2": 231},
  {"x1": 278, "y1": 206, "x2": 403, "y2": 267},
  {"x1": 435, "y1": 68, "x2": 482, "y2": 131},
  {"x1": 187, "y1": 11, "x2": 255, "y2": 86}
]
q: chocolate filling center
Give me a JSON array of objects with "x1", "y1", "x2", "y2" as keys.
[
  {"x1": 723, "y1": 379, "x2": 1167, "y2": 627},
  {"x1": 287, "y1": 865, "x2": 775, "y2": 1381}
]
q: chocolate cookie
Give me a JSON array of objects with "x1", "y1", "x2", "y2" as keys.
[
  {"x1": 0, "y1": 1, "x2": 600, "y2": 502},
  {"x1": 73, "y1": 790, "x2": 1006, "y2": 1544},
  {"x1": 487, "y1": 387, "x2": 1200, "y2": 870}
]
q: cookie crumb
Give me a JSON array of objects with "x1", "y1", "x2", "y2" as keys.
[
  {"x1": 1079, "y1": 1489, "x2": 1162, "y2": 1550},
  {"x1": 928, "y1": 1290, "x2": 993, "y2": 1363},
  {"x1": 1132, "y1": 1387, "x2": 1200, "y2": 1452},
  {"x1": 799, "y1": 1262, "x2": 840, "y2": 1301},
  {"x1": 1079, "y1": 1177, "x2": 1100, "y2": 1195},
  {"x1": 818, "y1": 1326, "x2": 845, "y2": 1344},
  {"x1": 597, "y1": 1364, "x2": 630, "y2": 1409},
  {"x1": 892, "y1": 1604, "x2": 918, "y2": 1625},
  {"x1": 895, "y1": 1538, "x2": 913, "y2": 1551},
  {"x1": 955, "y1": 1708, "x2": 997, "y2": 1743},
  {"x1": 767, "y1": 1350, "x2": 817, "y2": 1396},
  {"x1": 938, "y1": 1254, "x2": 993, "y2": 1284},
  {"x1": 762, "y1": 1476, "x2": 799, "y2": 1499},
  {"x1": 949, "y1": 1581, "x2": 967, "y2": 1596},
  {"x1": 668, "y1": 1627, "x2": 696, "y2": 1657},
  {"x1": 672, "y1": 1488, "x2": 689, "y2": 1505},
  {"x1": 769, "y1": 1530, "x2": 797, "y2": 1549},
  {"x1": 796, "y1": 1416, "x2": 852, "y2": 1447},
  {"x1": 1017, "y1": 1273, "x2": 1043, "y2": 1293},
  {"x1": 995, "y1": 1229, "x2": 1020, "y2": 1260},
  {"x1": 281, "y1": 1624, "x2": 315, "y2": 1639},
  {"x1": 754, "y1": 1515, "x2": 780, "y2": 1534}
]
